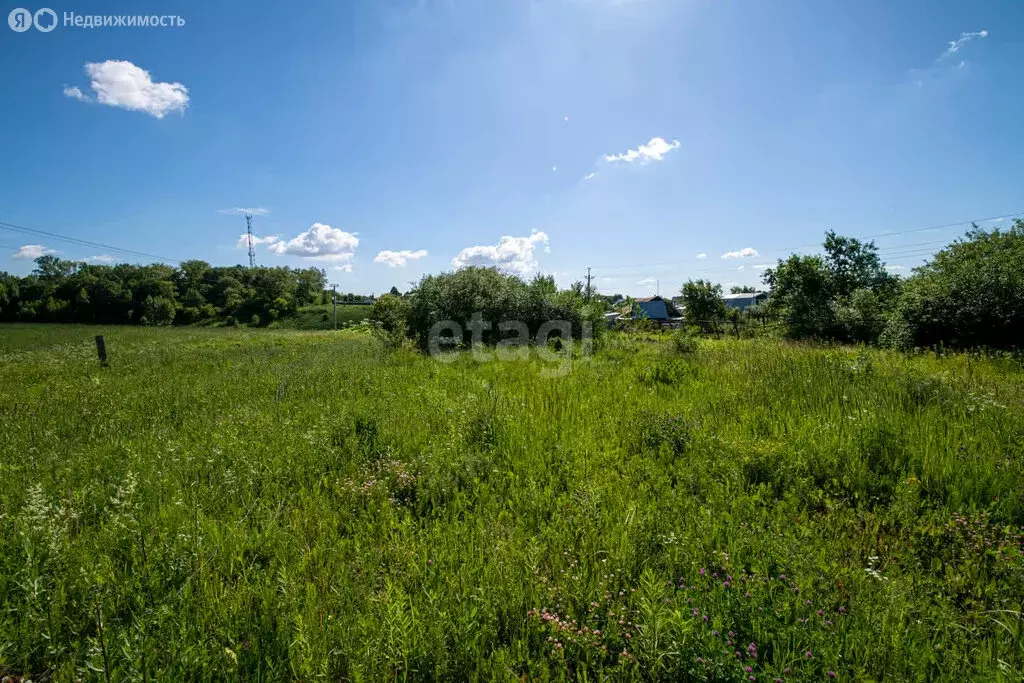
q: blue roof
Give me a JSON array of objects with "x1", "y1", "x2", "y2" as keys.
[{"x1": 634, "y1": 298, "x2": 684, "y2": 320}]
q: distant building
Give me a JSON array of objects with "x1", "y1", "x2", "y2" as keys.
[
  {"x1": 722, "y1": 291, "x2": 768, "y2": 311},
  {"x1": 632, "y1": 296, "x2": 684, "y2": 327}
]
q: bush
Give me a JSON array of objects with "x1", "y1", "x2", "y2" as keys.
[
  {"x1": 672, "y1": 329, "x2": 700, "y2": 354},
  {"x1": 370, "y1": 294, "x2": 411, "y2": 348},
  {"x1": 405, "y1": 268, "x2": 603, "y2": 350},
  {"x1": 833, "y1": 288, "x2": 886, "y2": 344},
  {"x1": 885, "y1": 222, "x2": 1024, "y2": 350}
]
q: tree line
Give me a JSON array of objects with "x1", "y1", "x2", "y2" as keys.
[
  {"x1": 677, "y1": 220, "x2": 1024, "y2": 351},
  {"x1": 0, "y1": 257, "x2": 331, "y2": 326},
  {"x1": 5, "y1": 220, "x2": 1022, "y2": 352}
]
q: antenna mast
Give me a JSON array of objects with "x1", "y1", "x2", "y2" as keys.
[{"x1": 245, "y1": 213, "x2": 256, "y2": 268}]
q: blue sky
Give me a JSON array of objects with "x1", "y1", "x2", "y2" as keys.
[{"x1": 1, "y1": 0, "x2": 1022, "y2": 296}]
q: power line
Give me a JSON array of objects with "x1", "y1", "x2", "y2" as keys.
[
  {"x1": 601, "y1": 238, "x2": 948, "y2": 280},
  {"x1": 593, "y1": 211, "x2": 1024, "y2": 272},
  {"x1": 0, "y1": 219, "x2": 182, "y2": 264}
]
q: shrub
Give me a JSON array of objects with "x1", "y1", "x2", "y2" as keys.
[
  {"x1": 404, "y1": 267, "x2": 603, "y2": 350},
  {"x1": 885, "y1": 221, "x2": 1024, "y2": 350},
  {"x1": 672, "y1": 329, "x2": 700, "y2": 354}
]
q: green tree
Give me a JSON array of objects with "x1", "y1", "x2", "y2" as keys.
[
  {"x1": 822, "y1": 230, "x2": 890, "y2": 298},
  {"x1": 763, "y1": 255, "x2": 835, "y2": 339},
  {"x1": 764, "y1": 231, "x2": 898, "y2": 342},
  {"x1": 680, "y1": 279, "x2": 726, "y2": 332}
]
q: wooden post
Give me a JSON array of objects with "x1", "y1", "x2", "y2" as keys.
[{"x1": 95, "y1": 335, "x2": 108, "y2": 367}]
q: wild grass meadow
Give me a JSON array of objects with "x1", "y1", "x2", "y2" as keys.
[{"x1": 1, "y1": 324, "x2": 1023, "y2": 680}]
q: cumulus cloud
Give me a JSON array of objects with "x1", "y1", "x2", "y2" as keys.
[
  {"x1": 944, "y1": 29, "x2": 988, "y2": 57},
  {"x1": 751, "y1": 264, "x2": 770, "y2": 271},
  {"x1": 604, "y1": 137, "x2": 680, "y2": 164},
  {"x1": 219, "y1": 207, "x2": 270, "y2": 216},
  {"x1": 63, "y1": 85, "x2": 89, "y2": 102},
  {"x1": 721, "y1": 247, "x2": 759, "y2": 259},
  {"x1": 451, "y1": 231, "x2": 549, "y2": 276},
  {"x1": 333, "y1": 264, "x2": 353, "y2": 273},
  {"x1": 696, "y1": 253, "x2": 707, "y2": 260},
  {"x1": 886, "y1": 265, "x2": 906, "y2": 272},
  {"x1": 66, "y1": 60, "x2": 189, "y2": 118},
  {"x1": 374, "y1": 249, "x2": 428, "y2": 267},
  {"x1": 266, "y1": 223, "x2": 359, "y2": 262},
  {"x1": 236, "y1": 234, "x2": 281, "y2": 249},
  {"x1": 87, "y1": 255, "x2": 117, "y2": 264},
  {"x1": 637, "y1": 277, "x2": 657, "y2": 286},
  {"x1": 13, "y1": 245, "x2": 56, "y2": 259}
]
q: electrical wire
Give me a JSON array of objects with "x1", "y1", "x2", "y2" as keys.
[{"x1": 0, "y1": 220, "x2": 181, "y2": 264}]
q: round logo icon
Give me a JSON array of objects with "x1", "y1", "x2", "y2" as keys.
[
  {"x1": 33, "y1": 7, "x2": 57, "y2": 32},
  {"x1": 8, "y1": 7, "x2": 32, "y2": 32}
]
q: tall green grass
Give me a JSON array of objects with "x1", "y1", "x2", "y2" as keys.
[{"x1": 1, "y1": 325, "x2": 1022, "y2": 680}]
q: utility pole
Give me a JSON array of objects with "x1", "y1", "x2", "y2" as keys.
[
  {"x1": 657, "y1": 279, "x2": 660, "y2": 297},
  {"x1": 245, "y1": 213, "x2": 256, "y2": 269},
  {"x1": 585, "y1": 266, "x2": 593, "y2": 302},
  {"x1": 331, "y1": 284, "x2": 338, "y2": 329}
]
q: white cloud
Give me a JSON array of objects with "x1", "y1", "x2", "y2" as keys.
[
  {"x1": 86, "y1": 255, "x2": 117, "y2": 264},
  {"x1": 374, "y1": 249, "x2": 428, "y2": 267},
  {"x1": 751, "y1": 264, "x2": 769, "y2": 271},
  {"x1": 333, "y1": 264, "x2": 353, "y2": 273},
  {"x1": 68, "y1": 60, "x2": 189, "y2": 119},
  {"x1": 219, "y1": 207, "x2": 270, "y2": 216},
  {"x1": 696, "y1": 253, "x2": 707, "y2": 259},
  {"x1": 944, "y1": 29, "x2": 988, "y2": 57},
  {"x1": 451, "y1": 231, "x2": 549, "y2": 276},
  {"x1": 721, "y1": 247, "x2": 760, "y2": 259},
  {"x1": 13, "y1": 245, "x2": 57, "y2": 259},
  {"x1": 63, "y1": 85, "x2": 89, "y2": 102},
  {"x1": 886, "y1": 265, "x2": 906, "y2": 271},
  {"x1": 582, "y1": 172, "x2": 598, "y2": 181},
  {"x1": 637, "y1": 277, "x2": 657, "y2": 285},
  {"x1": 604, "y1": 137, "x2": 680, "y2": 164},
  {"x1": 266, "y1": 223, "x2": 359, "y2": 262},
  {"x1": 236, "y1": 234, "x2": 281, "y2": 249}
]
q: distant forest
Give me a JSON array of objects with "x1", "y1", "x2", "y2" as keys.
[{"x1": 0, "y1": 258, "x2": 342, "y2": 326}]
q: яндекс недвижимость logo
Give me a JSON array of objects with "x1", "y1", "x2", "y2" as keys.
[
  {"x1": 8, "y1": 8, "x2": 183, "y2": 31},
  {"x1": 8, "y1": 7, "x2": 57, "y2": 32}
]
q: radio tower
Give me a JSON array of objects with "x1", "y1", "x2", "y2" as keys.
[{"x1": 245, "y1": 213, "x2": 256, "y2": 268}]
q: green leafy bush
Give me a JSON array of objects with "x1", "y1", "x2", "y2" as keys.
[{"x1": 884, "y1": 221, "x2": 1024, "y2": 350}]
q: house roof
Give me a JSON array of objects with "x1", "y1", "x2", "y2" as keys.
[
  {"x1": 722, "y1": 291, "x2": 767, "y2": 301},
  {"x1": 633, "y1": 296, "x2": 683, "y2": 319}
]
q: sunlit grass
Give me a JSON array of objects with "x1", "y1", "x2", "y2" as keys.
[{"x1": 1, "y1": 325, "x2": 1022, "y2": 680}]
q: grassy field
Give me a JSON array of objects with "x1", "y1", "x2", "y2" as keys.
[
  {"x1": 273, "y1": 304, "x2": 374, "y2": 330},
  {"x1": 1, "y1": 325, "x2": 1023, "y2": 681}
]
